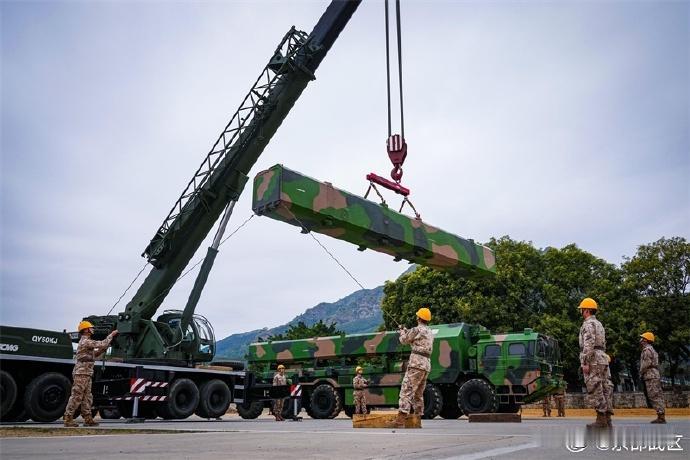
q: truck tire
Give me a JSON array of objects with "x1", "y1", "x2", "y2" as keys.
[
  {"x1": 1, "y1": 370, "x2": 18, "y2": 418},
  {"x1": 157, "y1": 378, "x2": 199, "y2": 419},
  {"x1": 281, "y1": 397, "x2": 302, "y2": 419},
  {"x1": 196, "y1": 379, "x2": 231, "y2": 419},
  {"x1": 422, "y1": 383, "x2": 443, "y2": 419},
  {"x1": 439, "y1": 386, "x2": 462, "y2": 419},
  {"x1": 308, "y1": 384, "x2": 342, "y2": 419},
  {"x1": 2, "y1": 405, "x2": 29, "y2": 422},
  {"x1": 99, "y1": 407, "x2": 121, "y2": 419},
  {"x1": 23, "y1": 372, "x2": 71, "y2": 422},
  {"x1": 457, "y1": 379, "x2": 498, "y2": 415},
  {"x1": 236, "y1": 401, "x2": 263, "y2": 419}
]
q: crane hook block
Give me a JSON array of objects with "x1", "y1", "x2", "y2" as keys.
[
  {"x1": 252, "y1": 164, "x2": 496, "y2": 279},
  {"x1": 387, "y1": 134, "x2": 407, "y2": 171}
]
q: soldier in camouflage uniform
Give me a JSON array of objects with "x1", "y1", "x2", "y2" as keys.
[
  {"x1": 577, "y1": 298, "x2": 611, "y2": 428},
  {"x1": 353, "y1": 366, "x2": 368, "y2": 415},
  {"x1": 394, "y1": 307, "x2": 433, "y2": 428},
  {"x1": 63, "y1": 320, "x2": 118, "y2": 427},
  {"x1": 554, "y1": 386, "x2": 566, "y2": 417},
  {"x1": 272, "y1": 364, "x2": 287, "y2": 421},
  {"x1": 542, "y1": 395, "x2": 552, "y2": 417},
  {"x1": 639, "y1": 332, "x2": 666, "y2": 424}
]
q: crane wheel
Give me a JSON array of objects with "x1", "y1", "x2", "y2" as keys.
[
  {"x1": 196, "y1": 379, "x2": 231, "y2": 419},
  {"x1": 157, "y1": 378, "x2": 199, "y2": 419},
  {"x1": 0, "y1": 371, "x2": 18, "y2": 418},
  {"x1": 23, "y1": 372, "x2": 71, "y2": 422}
]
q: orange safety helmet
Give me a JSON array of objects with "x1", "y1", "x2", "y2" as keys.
[
  {"x1": 640, "y1": 332, "x2": 655, "y2": 343},
  {"x1": 78, "y1": 320, "x2": 94, "y2": 332},
  {"x1": 416, "y1": 307, "x2": 431, "y2": 322},
  {"x1": 578, "y1": 298, "x2": 598, "y2": 310}
]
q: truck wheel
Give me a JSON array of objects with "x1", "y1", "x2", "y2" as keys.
[
  {"x1": 308, "y1": 384, "x2": 342, "y2": 419},
  {"x1": 236, "y1": 401, "x2": 263, "y2": 419},
  {"x1": 99, "y1": 407, "x2": 121, "y2": 419},
  {"x1": 196, "y1": 379, "x2": 231, "y2": 419},
  {"x1": 281, "y1": 397, "x2": 301, "y2": 419},
  {"x1": 457, "y1": 379, "x2": 498, "y2": 414},
  {"x1": 24, "y1": 372, "x2": 71, "y2": 422},
  {"x1": 0, "y1": 371, "x2": 18, "y2": 418},
  {"x1": 439, "y1": 387, "x2": 462, "y2": 419},
  {"x1": 2, "y1": 405, "x2": 29, "y2": 422},
  {"x1": 422, "y1": 383, "x2": 443, "y2": 419},
  {"x1": 158, "y1": 378, "x2": 199, "y2": 419}
]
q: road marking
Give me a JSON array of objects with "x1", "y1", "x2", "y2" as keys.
[{"x1": 442, "y1": 442, "x2": 537, "y2": 460}]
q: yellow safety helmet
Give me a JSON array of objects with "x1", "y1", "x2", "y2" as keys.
[
  {"x1": 416, "y1": 307, "x2": 431, "y2": 322},
  {"x1": 277, "y1": 364, "x2": 285, "y2": 370},
  {"x1": 578, "y1": 298, "x2": 598, "y2": 310},
  {"x1": 640, "y1": 332, "x2": 655, "y2": 343},
  {"x1": 78, "y1": 320, "x2": 94, "y2": 332},
  {"x1": 356, "y1": 366, "x2": 363, "y2": 373}
]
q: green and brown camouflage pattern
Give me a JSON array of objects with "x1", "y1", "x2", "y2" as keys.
[
  {"x1": 252, "y1": 165, "x2": 496, "y2": 278},
  {"x1": 248, "y1": 323, "x2": 563, "y2": 412}
]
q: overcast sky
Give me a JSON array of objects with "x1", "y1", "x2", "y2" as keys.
[{"x1": 1, "y1": 0, "x2": 688, "y2": 339}]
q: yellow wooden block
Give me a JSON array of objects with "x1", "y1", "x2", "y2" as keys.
[{"x1": 352, "y1": 411, "x2": 422, "y2": 429}]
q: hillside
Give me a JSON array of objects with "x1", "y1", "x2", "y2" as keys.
[{"x1": 214, "y1": 286, "x2": 384, "y2": 360}]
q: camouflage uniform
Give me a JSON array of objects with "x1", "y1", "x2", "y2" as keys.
[
  {"x1": 578, "y1": 315, "x2": 609, "y2": 414},
  {"x1": 353, "y1": 374, "x2": 368, "y2": 414},
  {"x1": 640, "y1": 343, "x2": 665, "y2": 416},
  {"x1": 605, "y1": 364, "x2": 614, "y2": 413},
  {"x1": 273, "y1": 372, "x2": 287, "y2": 415},
  {"x1": 64, "y1": 334, "x2": 114, "y2": 421},
  {"x1": 554, "y1": 389, "x2": 566, "y2": 417},
  {"x1": 397, "y1": 324, "x2": 433, "y2": 415},
  {"x1": 542, "y1": 396, "x2": 551, "y2": 417}
]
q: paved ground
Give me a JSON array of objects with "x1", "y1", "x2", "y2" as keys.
[{"x1": 2, "y1": 415, "x2": 689, "y2": 459}]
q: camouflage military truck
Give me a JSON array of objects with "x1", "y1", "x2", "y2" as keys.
[{"x1": 244, "y1": 323, "x2": 563, "y2": 419}]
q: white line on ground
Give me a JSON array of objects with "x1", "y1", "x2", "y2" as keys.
[{"x1": 443, "y1": 442, "x2": 538, "y2": 460}]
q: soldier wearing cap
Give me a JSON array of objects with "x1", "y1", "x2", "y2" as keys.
[
  {"x1": 578, "y1": 297, "x2": 611, "y2": 428},
  {"x1": 542, "y1": 395, "x2": 552, "y2": 417},
  {"x1": 63, "y1": 320, "x2": 118, "y2": 427},
  {"x1": 394, "y1": 307, "x2": 433, "y2": 428},
  {"x1": 353, "y1": 366, "x2": 368, "y2": 414},
  {"x1": 272, "y1": 364, "x2": 287, "y2": 421},
  {"x1": 639, "y1": 332, "x2": 666, "y2": 424},
  {"x1": 554, "y1": 386, "x2": 566, "y2": 417}
]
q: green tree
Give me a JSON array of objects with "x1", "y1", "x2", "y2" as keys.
[
  {"x1": 622, "y1": 237, "x2": 690, "y2": 386},
  {"x1": 268, "y1": 320, "x2": 343, "y2": 341}
]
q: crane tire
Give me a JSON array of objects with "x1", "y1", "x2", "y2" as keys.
[
  {"x1": 0, "y1": 371, "x2": 18, "y2": 418},
  {"x1": 24, "y1": 372, "x2": 71, "y2": 422},
  {"x1": 236, "y1": 401, "x2": 263, "y2": 419},
  {"x1": 196, "y1": 379, "x2": 231, "y2": 419}
]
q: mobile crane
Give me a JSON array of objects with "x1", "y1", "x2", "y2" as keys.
[{"x1": 0, "y1": 0, "x2": 362, "y2": 423}]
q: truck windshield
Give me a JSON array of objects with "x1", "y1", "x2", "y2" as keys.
[{"x1": 535, "y1": 335, "x2": 560, "y2": 364}]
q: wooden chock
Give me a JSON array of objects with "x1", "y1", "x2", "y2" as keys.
[{"x1": 353, "y1": 411, "x2": 422, "y2": 429}]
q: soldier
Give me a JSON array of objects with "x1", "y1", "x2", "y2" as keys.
[
  {"x1": 272, "y1": 364, "x2": 287, "y2": 421},
  {"x1": 394, "y1": 307, "x2": 433, "y2": 428},
  {"x1": 639, "y1": 332, "x2": 666, "y2": 424},
  {"x1": 542, "y1": 395, "x2": 552, "y2": 417},
  {"x1": 353, "y1": 366, "x2": 368, "y2": 415},
  {"x1": 63, "y1": 320, "x2": 118, "y2": 427},
  {"x1": 605, "y1": 354, "x2": 615, "y2": 422},
  {"x1": 554, "y1": 386, "x2": 566, "y2": 417},
  {"x1": 577, "y1": 297, "x2": 611, "y2": 428}
]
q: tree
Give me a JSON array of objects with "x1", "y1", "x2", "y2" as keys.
[
  {"x1": 622, "y1": 237, "x2": 690, "y2": 386},
  {"x1": 268, "y1": 320, "x2": 343, "y2": 341}
]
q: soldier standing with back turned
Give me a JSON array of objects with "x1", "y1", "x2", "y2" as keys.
[
  {"x1": 272, "y1": 364, "x2": 287, "y2": 421},
  {"x1": 639, "y1": 332, "x2": 666, "y2": 424},
  {"x1": 394, "y1": 307, "x2": 433, "y2": 428},
  {"x1": 554, "y1": 386, "x2": 566, "y2": 417},
  {"x1": 578, "y1": 297, "x2": 611, "y2": 428},
  {"x1": 542, "y1": 395, "x2": 552, "y2": 417},
  {"x1": 353, "y1": 366, "x2": 368, "y2": 415},
  {"x1": 63, "y1": 320, "x2": 118, "y2": 427}
]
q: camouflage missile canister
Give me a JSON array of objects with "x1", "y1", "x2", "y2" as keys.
[
  {"x1": 247, "y1": 323, "x2": 564, "y2": 419},
  {"x1": 252, "y1": 164, "x2": 496, "y2": 278}
]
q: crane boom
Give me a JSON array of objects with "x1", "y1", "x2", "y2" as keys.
[{"x1": 109, "y1": 1, "x2": 360, "y2": 360}]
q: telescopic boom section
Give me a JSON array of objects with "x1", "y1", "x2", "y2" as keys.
[{"x1": 119, "y1": 1, "x2": 361, "y2": 329}]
